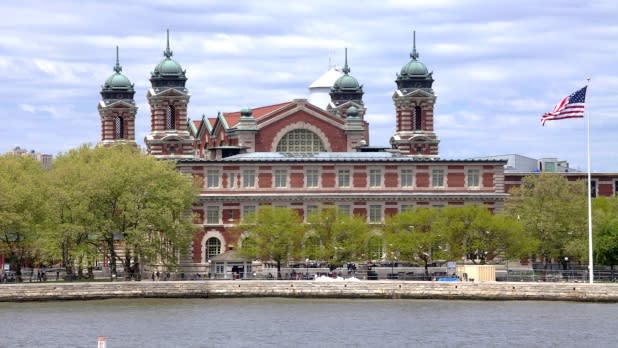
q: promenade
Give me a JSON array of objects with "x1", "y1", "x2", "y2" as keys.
[{"x1": 1, "y1": 280, "x2": 617, "y2": 302}]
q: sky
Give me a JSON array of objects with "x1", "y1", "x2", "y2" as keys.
[{"x1": 1, "y1": 0, "x2": 617, "y2": 172}]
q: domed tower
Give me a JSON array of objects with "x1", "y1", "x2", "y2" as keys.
[
  {"x1": 390, "y1": 31, "x2": 439, "y2": 157},
  {"x1": 327, "y1": 48, "x2": 366, "y2": 119},
  {"x1": 145, "y1": 29, "x2": 195, "y2": 159},
  {"x1": 98, "y1": 46, "x2": 137, "y2": 146}
]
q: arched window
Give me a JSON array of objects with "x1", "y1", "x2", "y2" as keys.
[
  {"x1": 276, "y1": 129, "x2": 325, "y2": 153},
  {"x1": 205, "y1": 237, "x2": 221, "y2": 260},
  {"x1": 166, "y1": 105, "x2": 176, "y2": 130},
  {"x1": 114, "y1": 115, "x2": 124, "y2": 139},
  {"x1": 414, "y1": 106, "x2": 422, "y2": 130}
]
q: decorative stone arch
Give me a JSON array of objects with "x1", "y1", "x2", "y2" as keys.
[
  {"x1": 270, "y1": 122, "x2": 332, "y2": 152},
  {"x1": 200, "y1": 229, "x2": 226, "y2": 264}
]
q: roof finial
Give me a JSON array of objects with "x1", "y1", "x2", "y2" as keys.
[
  {"x1": 164, "y1": 29, "x2": 173, "y2": 58},
  {"x1": 114, "y1": 45, "x2": 122, "y2": 73},
  {"x1": 410, "y1": 30, "x2": 419, "y2": 60},
  {"x1": 343, "y1": 48, "x2": 350, "y2": 74}
]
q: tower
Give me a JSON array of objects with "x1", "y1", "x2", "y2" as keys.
[
  {"x1": 327, "y1": 48, "x2": 366, "y2": 119},
  {"x1": 145, "y1": 30, "x2": 195, "y2": 159},
  {"x1": 390, "y1": 31, "x2": 439, "y2": 157},
  {"x1": 98, "y1": 46, "x2": 137, "y2": 146}
]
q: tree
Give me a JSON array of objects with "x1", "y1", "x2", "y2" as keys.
[
  {"x1": 305, "y1": 206, "x2": 370, "y2": 269},
  {"x1": 0, "y1": 154, "x2": 47, "y2": 281},
  {"x1": 592, "y1": 197, "x2": 618, "y2": 278},
  {"x1": 45, "y1": 145, "x2": 197, "y2": 280},
  {"x1": 384, "y1": 208, "x2": 443, "y2": 276},
  {"x1": 238, "y1": 206, "x2": 304, "y2": 279},
  {"x1": 505, "y1": 173, "x2": 587, "y2": 269}
]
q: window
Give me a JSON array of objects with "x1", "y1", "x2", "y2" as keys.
[
  {"x1": 369, "y1": 205, "x2": 382, "y2": 223},
  {"x1": 414, "y1": 106, "x2": 422, "y2": 130},
  {"x1": 590, "y1": 179, "x2": 597, "y2": 198},
  {"x1": 306, "y1": 169, "x2": 319, "y2": 188},
  {"x1": 274, "y1": 169, "x2": 287, "y2": 188},
  {"x1": 614, "y1": 180, "x2": 618, "y2": 196},
  {"x1": 431, "y1": 169, "x2": 445, "y2": 188},
  {"x1": 276, "y1": 129, "x2": 325, "y2": 153},
  {"x1": 242, "y1": 169, "x2": 256, "y2": 188},
  {"x1": 166, "y1": 105, "x2": 176, "y2": 130},
  {"x1": 369, "y1": 168, "x2": 382, "y2": 188},
  {"x1": 400, "y1": 204, "x2": 414, "y2": 212},
  {"x1": 205, "y1": 237, "x2": 221, "y2": 260},
  {"x1": 242, "y1": 205, "x2": 256, "y2": 219},
  {"x1": 467, "y1": 169, "x2": 480, "y2": 188},
  {"x1": 207, "y1": 170, "x2": 220, "y2": 188},
  {"x1": 338, "y1": 169, "x2": 350, "y2": 187},
  {"x1": 401, "y1": 169, "x2": 414, "y2": 188},
  {"x1": 206, "y1": 206, "x2": 220, "y2": 224},
  {"x1": 338, "y1": 205, "x2": 351, "y2": 216},
  {"x1": 306, "y1": 205, "x2": 319, "y2": 219},
  {"x1": 114, "y1": 115, "x2": 124, "y2": 139}
]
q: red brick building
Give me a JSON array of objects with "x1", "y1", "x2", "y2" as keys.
[{"x1": 97, "y1": 32, "x2": 525, "y2": 273}]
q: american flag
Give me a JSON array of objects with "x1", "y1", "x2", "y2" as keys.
[{"x1": 541, "y1": 86, "x2": 587, "y2": 126}]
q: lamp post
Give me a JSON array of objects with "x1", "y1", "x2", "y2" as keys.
[{"x1": 305, "y1": 258, "x2": 309, "y2": 280}]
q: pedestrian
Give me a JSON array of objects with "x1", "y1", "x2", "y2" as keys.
[
  {"x1": 155, "y1": 271, "x2": 160, "y2": 281},
  {"x1": 56, "y1": 271, "x2": 59, "y2": 281},
  {"x1": 152, "y1": 272, "x2": 155, "y2": 281}
]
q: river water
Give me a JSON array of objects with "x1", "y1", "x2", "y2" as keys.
[{"x1": 0, "y1": 298, "x2": 615, "y2": 348}]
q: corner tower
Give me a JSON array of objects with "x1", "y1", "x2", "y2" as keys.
[
  {"x1": 98, "y1": 46, "x2": 137, "y2": 146},
  {"x1": 327, "y1": 48, "x2": 366, "y2": 119},
  {"x1": 390, "y1": 31, "x2": 439, "y2": 157},
  {"x1": 145, "y1": 30, "x2": 195, "y2": 159}
]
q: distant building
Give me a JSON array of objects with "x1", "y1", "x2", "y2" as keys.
[{"x1": 6, "y1": 146, "x2": 53, "y2": 170}]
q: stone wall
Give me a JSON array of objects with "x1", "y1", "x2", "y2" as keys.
[{"x1": 1, "y1": 281, "x2": 617, "y2": 302}]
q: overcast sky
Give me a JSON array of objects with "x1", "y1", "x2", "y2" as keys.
[{"x1": 1, "y1": 0, "x2": 617, "y2": 171}]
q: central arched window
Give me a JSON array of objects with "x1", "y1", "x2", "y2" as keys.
[
  {"x1": 276, "y1": 129, "x2": 325, "y2": 153},
  {"x1": 166, "y1": 105, "x2": 176, "y2": 130},
  {"x1": 114, "y1": 115, "x2": 124, "y2": 139},
  {"x1": 205, "y1": 237, "x2": 221, "y2": 260}
]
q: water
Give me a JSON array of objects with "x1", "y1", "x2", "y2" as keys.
[{"x1": 0, "y1": 298, "x2": 615, "y2": 348}]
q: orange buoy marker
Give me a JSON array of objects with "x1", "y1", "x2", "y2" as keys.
[{"x1": 98, "y1": 336, "x2": 106, "y2": 348}]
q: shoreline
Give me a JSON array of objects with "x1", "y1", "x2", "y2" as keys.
[{"x1": 1, "y1": 280, "x2": 618, "y2": 303}]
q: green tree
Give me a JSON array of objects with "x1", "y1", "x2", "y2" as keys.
[
  {"x1": 384, "y1": 208, "x2": 443, "y2": 276},
  {"x1": 238, "y1": 206, "x2": 304, "y2": 279},
  {"x1": 505, "y1": 173, "x2": 587, "y2": 269},
  {"x1": 592, "y1": 197, "x2": 618, "y2": 277},
  {"x1": 305, "y1": 206, "x2": 369, "y2": 269},
  {"x1": 0, "y1": 154, "x2": 47, "y2": 281},
  {"x1": 45, "y1": 145, "x2": 197, "y2": 280}
]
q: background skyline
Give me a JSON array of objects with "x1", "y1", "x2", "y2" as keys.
[{"x1": 1, "y1": 0, "x2": 617, "y2": 171}]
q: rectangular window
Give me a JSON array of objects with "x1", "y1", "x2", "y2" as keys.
[
  {"x1": 401, "y1": 169, "x2": 414, "y2": 187},
  {"x1": 306, "y1": 205, "x2": 319, "y2": 219},
  {"x1": 242, "y1": 169, "x2": 255, "y2": 188},
  {"x1": 431, "y1": 169, "x2": 445, "y2": 188},
  {"x1": 400, "y1": 204, "x2": 414, "y2": 212},
  {"x1": 207, "y1": 169, "x2": 220, "y2": 188},
  {"x1": 228, "y1": 173, "x2": 236, "y2": 189},
  {"x1": 274, "y1": 169, "x2": 287, "y2": 188},
  {"x1": 467, "y1": 169, "x2": 480, "y2": 188},
  {"x1": 338, "y1": 169, "x2": 350, "y2": 187},
  {"x1": 206, "y1": 206, "x2": 220, "y2": 224},
  {"x1": 242, "y1": 205, "x2": 256, "y2": 219},
  {"x1": 306, "y1": 169, "x2": 319, "y2": 188},
  {"x1": 614, "y1": 180, "x2": 618, "y2": 196},
  {"x1": 590, "y1": 179, "x2": 597, "y2": 198},
  {"x1": 338, "y1": 204, "x2": 351, "y2": 216},
  {"x1": 369, "y1": 205, "x2": 382, "y2": 223},
  {"x1": 369, "y1": 168, "x2": 382, "y2": 188}
]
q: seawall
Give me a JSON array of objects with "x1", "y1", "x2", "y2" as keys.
[{"x1": 1, "y1": 281, "x2": 617, "y2": 303}]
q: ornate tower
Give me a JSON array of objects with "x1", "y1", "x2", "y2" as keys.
[
  {"x1": 145, "y1": 30, "x2": 195, "y2": 159},
  {"x1": 327, "y1": 48, "x2": 366, "y2": 119},
  {"x1": 390, "y1": 31, "x2": 439, "y2": 157},
  {"x1": 98, "y1": 46, "x2": 137, "y2": 146}
]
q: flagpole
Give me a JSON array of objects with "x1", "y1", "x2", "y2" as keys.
[{"x1": 585, "y1": 78, "x2": 593, "y2": 284}]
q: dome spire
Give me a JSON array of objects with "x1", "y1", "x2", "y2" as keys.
[
  {"x1": 114, "y1": 45, "x2": 122, "y2": 73},
  {"x1": 410, "y1": 30, "x2": 419, "y2": 60},
  {"x1": 343, "y1": 47, "x2": 350, "y2": 75},
  {"x1": 164, "y1": 29, "x2": 173, "y2": 58}
]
